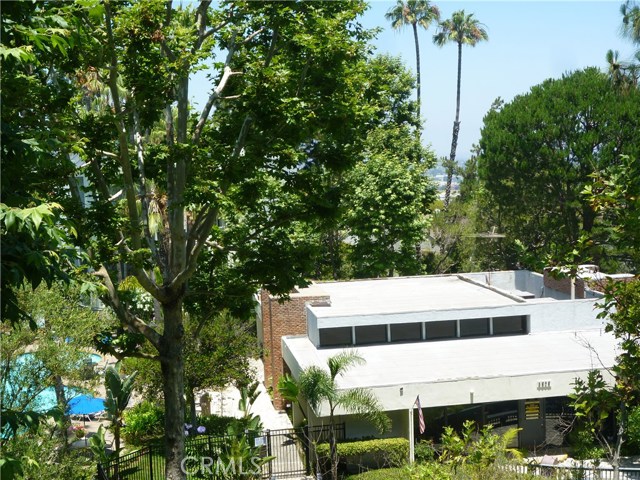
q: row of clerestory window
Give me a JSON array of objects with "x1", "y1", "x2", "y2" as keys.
[{"x1": 318, "y1": 315, "x2": 528, "y2": 348}]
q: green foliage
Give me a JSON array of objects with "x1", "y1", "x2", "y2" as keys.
[
  {"x1": 104, "y1": 365, "x2": 138, "y2": 454},
  {"x1": 584, "y1": 155, "x2": 640, "y2": 271},
  {"x1": 317, "y1": 438, "x2": 409, "y2": 468},
  {"x1": 1, "y1": 203, "x2": 84, "y2": 327},
  {"x1": 569, "y1": 429, "x2": 606, "y2": 461},
  {"x1": 88, "y1": 425, "x2": 111, "y2": 466},
  {"x1": 345, "y1": 468, "x2": 407, "y2": 480},
  {"x1": 626, "y1": 405, "x2": 640, "y2": 452},
  {"x1": 414, "y1": 440, "x2": 437, "y2": 463},
  {"x1": 440, "y1": 420, "x2": 521, "y2": 471},
  {"x1": 196, "y1": 415, "x2": 244, "y2": 437},
  {"x1": 121, "y1": 401, "x2": 164, "y2": 446},
  {"x1": 477, "y1": 68, "x2": 640, "y2": 270},
  {"x1": 0, "y1": 423, "x2": 94, "y2": 480}
]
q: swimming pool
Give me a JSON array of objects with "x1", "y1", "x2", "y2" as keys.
[{"x1": 3, "y1": 353, "x2": 102, "y2": 412}]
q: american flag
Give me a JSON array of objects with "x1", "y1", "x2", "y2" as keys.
[{"x1": 415, "y1": 395, "x2": 425, "y2": 434}]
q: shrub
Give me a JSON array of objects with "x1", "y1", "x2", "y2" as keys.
[
  {"x1": 316, "y1": 437, "x2": 409, "y2": 470},
  {"x1": 414, "y1": 440, "x2": 436, "y2": 463},
  {"x1": 626, "y1": 405, "x2": 640, "y2": 453},
  {"x1": 345, "y1": 467, "x2": 407, "y2": 479},
  {"x1": 195, "y1": 414, "x2": 240, "y2": 436},
  {"x1": 122, "y1": 401, "x2": 164, "y2": 446}
]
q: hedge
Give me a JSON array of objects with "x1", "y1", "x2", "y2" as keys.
[{"x1": 316, "y1": 438, "x2": 409, "y2": 469}]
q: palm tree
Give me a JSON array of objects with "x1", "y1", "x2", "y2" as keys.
[
  {"x1": 385, "y1": 0, "x2": 440, "y2": 111},
  {"x1": 621, "y1": 0, "x2": 640, "y2": 45},
  {"x1": 278, "y1": 351, "x2": 390, "y2": 480},
  {"x1": 434, "y1": 10, "x2": 488, "y2": 208}
]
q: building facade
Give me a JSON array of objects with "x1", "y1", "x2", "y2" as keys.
[{"x1": 258, "y1": 270, "x2": 620, "y2": 448}]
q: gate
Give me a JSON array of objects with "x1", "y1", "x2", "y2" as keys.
[
  {"x1": 96, "y1": 425, "x2": 345, "y2": 479},
  {"x1": 262, "y1": 424, "x2": 345, "y2": 479}
]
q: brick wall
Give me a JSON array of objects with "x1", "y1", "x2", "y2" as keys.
[
  {"x1": 543, "y1": 269, "x2": 585, "y2": 299},
  {"x1": 260, "y1": 288, "x2": 330, "y2": 409}
]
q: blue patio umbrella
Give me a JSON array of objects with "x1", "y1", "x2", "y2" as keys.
[{"x1": 68, "y1": 395, "x2": 105, "y2": 424}]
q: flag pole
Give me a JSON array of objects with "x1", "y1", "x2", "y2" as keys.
[{"x1": 408, "y1": 406, "x2": 415, "y2": 464}]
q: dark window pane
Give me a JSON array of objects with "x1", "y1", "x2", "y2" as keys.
[
  {"x1": 460, "y1": 318, "x2": 489, "y2": 337},
  {"x1": 390, "y1": 323, "x2": 422, "y2": 342},
  {"x1": 319, "y1": 327, "x2": 352, "y2": 347},
  {"x1": 355, "y1": 325, "x2": 387, "y2": 345},
  {"x1": 426, "y1": 320, "x2": 457, "y2": 340},
  {"x1": 493, "y1": 316, "x2": 527, "y2": 335}
]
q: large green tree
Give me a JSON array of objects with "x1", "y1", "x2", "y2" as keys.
[
  {"x1": 434, "y1": 10, "x2": 488, "y2": 208},
  {"x1": 477, "y1": 68, "x2": 640, "y2": 270},
  {"x1": 0, "y1": 1, "x2": 88, "y2": 327},
  {"x1": 303, "y1": 54, "x2": 435, "y2": 280},
  {"x1": 3, "y1": 2, "x2": 380, "y2": 478},
  {"x1": 385, "y1": 0, "x2": 440, "y2": 111}
]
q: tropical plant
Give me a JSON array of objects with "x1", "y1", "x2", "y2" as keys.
[
  {"x1": 433, "y1": 10, "x2": 488, "y2": 207},
  {"x1": 279, "y1": 351, "x2": 390, "y2": 480},
  {"x1": 104, "y1": 366, "x2": 138, "y2": 456},
  {"x1": 621, "y1": 0, "x2": 640, "y2": 45},
  {"x1": 89, "y1": 425, "x2": 111, "y2": 466},
  {"x1": 215, "y1": 382, "x2": 273, "y2": 480},
  {"x1": 385, "y1": 0, "x2": 440, "y2": 112}
]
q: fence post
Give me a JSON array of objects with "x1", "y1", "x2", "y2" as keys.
[
  {"x1": 149, "y1": 445, "x2": 154, "y2": 479},
  {"x1": 303, "y1": 425, "x2": 311, "y2": 475},
  {"x1": 266, "y1": 430, "x2": 272, "y2": 478}
]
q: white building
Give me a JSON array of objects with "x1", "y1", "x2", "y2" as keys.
[{"x1": 260, "y1": 270, "x2": 621, "y2": 448}]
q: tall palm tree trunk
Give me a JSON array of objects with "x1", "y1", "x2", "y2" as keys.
[
  {"x1": 412, "y1": 22, "x2": 422, "y2": 110},
  {"x1": 444, "y1": 42, "x2": 463, "y2": 208}
]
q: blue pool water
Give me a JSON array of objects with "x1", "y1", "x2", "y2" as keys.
[{"x1": 5, "y1": 353, "x2": 103, "y2": 412}]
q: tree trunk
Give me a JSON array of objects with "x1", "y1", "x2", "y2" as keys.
[
  {"x1": 444, "y1": 42, "x2": 463, "y2": 208},
  {"x1": 160, "y1": 301, "x2": 186, "y2": 480},
  {"x1": 412, "y1": 22, "x2": 421, "y2": 111},
  {"x1": 53, "y1": 374, "x2": 69, "y2": 455},
  {"x1": 188, "y1": 386, "x2": 197, "y2": 427},
  {"x1": 329, "y1": 409, "x2": 338, "y2": 480}
]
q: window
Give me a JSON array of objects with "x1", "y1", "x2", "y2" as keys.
[
  {"x1": 493, "y1": 316, "x2": 527, "y2": 335},
  {"x1": 425, "y1": 320, "x2": 456, "y2": 340},
  {"x1": 355, "y1": 325, "x2": 387, "y2": 345},
  {"x1": 390, "y1": 323, "x2": 422, "y2": 342},
  {"x1": 319, "y1": 327, "x2": 352, "y2": 347},
  {"x1": 460, "y1": 318, "x2": 489, "y2": 337}
]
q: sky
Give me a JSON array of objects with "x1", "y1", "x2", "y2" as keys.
[{"x1": 192, "y1": 1, "x2": 637, "y2": 163}]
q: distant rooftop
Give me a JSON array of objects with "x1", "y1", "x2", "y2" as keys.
[{"x1": 306, "y1": 275, "x2": 521, "y2": 318}]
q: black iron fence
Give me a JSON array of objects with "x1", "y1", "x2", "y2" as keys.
[{"x1": 97, "y1": 424, "x2": 345, "y2": 480}]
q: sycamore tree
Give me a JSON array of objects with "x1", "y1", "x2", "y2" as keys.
[
  {"x1": 306, "y1": 54, "x2": 436, "y2": 279},
  {"x1": 2, "y1": 1, "x2": 386, "y2": 478}
]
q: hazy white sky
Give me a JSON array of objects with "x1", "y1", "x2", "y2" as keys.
[{"x1": 191, "y1": 1, "x2": 636, "y2": 163}]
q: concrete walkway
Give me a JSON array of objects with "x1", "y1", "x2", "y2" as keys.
[{"x1": 199, "y1": 358, "x2": 294, "y2": 431}]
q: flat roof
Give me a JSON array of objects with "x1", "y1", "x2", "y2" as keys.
[
  {"x1": 283, "y1": 330, "x2": 617, "y2": 389},
  {"x1": 308, "y1": 275, "x2": 520, "y2": 318}
]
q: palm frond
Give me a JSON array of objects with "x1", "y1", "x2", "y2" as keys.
[
  {"x1": 327, "y1": 351, "x2": 364, "y2": 380},
  {"x1": 337, "y1": 388, "x2": 391, "y2": 433},
  {"x1": 277, "y1": 374, "x2": 300, "y2": 403},
  {"x1": 299, "y1": 366, "x2": 335, "y2": 411}
]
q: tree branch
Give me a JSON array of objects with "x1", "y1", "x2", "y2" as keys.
[
  {"x1": 168, "y1": 209, "x2": 219, "y2": 293},
  {"x1": 95, "y1": 265, "x2": 161, "y2": 350}
]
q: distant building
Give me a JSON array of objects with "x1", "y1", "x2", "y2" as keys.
[{"x1": 257, "y1": 269, "x2": 623, "y2": 448}]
